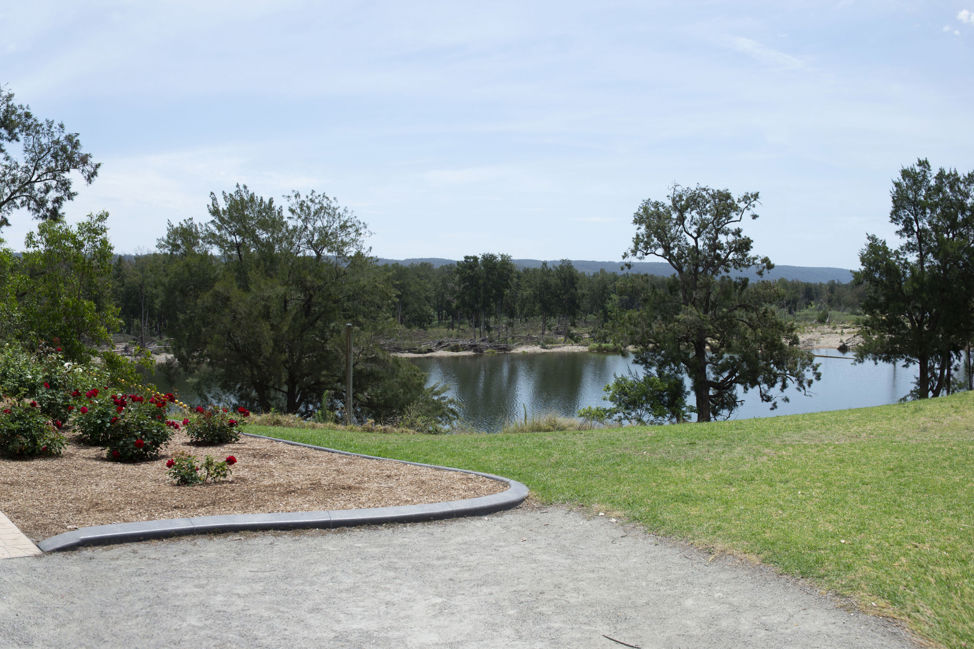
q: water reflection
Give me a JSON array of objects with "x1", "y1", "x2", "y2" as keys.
[{"x1": 409, "y1": 349, "x2": 921, "y2": 433}]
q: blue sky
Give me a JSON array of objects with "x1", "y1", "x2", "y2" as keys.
[{"x1": 2, "y1": 1, "x2": 972, "y2": 269}]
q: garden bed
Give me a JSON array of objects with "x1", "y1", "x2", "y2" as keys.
[{"x1": 0, "y1": 430, "x2": 504, "y2": 542}]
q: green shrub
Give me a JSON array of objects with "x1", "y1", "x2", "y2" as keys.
[
  {"x1": 166, "y1": 451, "x2": 236, "y2": 485},
  {"x1": 0, "y1": 398, "x2": 66, "y2": 458},
  {"x1": 72, "y1": 387, "x2": 116, "y2": 446},
  {"x1": 102, "y1": 392, "x2": 173, "y2": 461},
  {"x1": 185, "y1": 405, "x2": 248, "y2": 445}
]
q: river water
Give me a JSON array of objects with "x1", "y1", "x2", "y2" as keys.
[{"x1": 408, "y1": 349, "x2": 919, "y2": 432}]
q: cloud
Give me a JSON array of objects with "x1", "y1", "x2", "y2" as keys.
[
  {"x1": 944, "y1": 25, "x2": 961, "y2": 36},
  {"x1": 730, "y1": 37, "x2": 804, "y2": 70},
  {"x1": 958, "y1": 9, "x2": 974, "y2": 24}
]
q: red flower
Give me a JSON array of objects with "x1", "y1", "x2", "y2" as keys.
[
  {"x1": 30, "y1": 400, "x2": 38, "y2": 407},
  {"x1": 166, "y1": 393, "x2": 176, "y2": 402},
  {"x1": 2, "y1": 408, "x2": 10, "y2": 414},
  {"x1": 68, "y1": 405, "x2": 74, "y2": 412},
  {"x1": 116, "y1": 405, "x2": 124, "y2": 413},
  {"x1": 43, "y1": 382, "x2": 50, "y2": 389},
  {"x1": 228, "y1": 419, "x2": 237, "y2": 426},
  {"x1": 110, "y1": 417, "x2": 118, "y2": 424},
  {"x1": 196, "y1": 406, "x2": 204, "y2": 413},
  {"x1": 225, "y1": 456, "x2": 237, "y2": 465},
  {"x1": 182, "y1": 418, "x2": 189, "y2": 425},
  {"x1": 80, "y1": 406, "x2": 88, "y2": 414},
  {"x1": 111, "y1": 450, "x2": 120, "y2": 459},
  {"x1": 166, "y1": 459, "x2": 175, "y2": 468},
  {"x1": 72, "y1": 390, "x2": 80, "y2": 397},
  {"x1": 54, "y1": 420, "x2": 62, "y2": 429},
  {"x1": 56, "y1": 347, "x2": 62, "y2": 352},
  {"x1": 134, "y1": 438, "x2": 145, "y2": 448},
  {"x1": 41, "y1": 445, "x2": 47, "y2": 452},
  {"x1": 85, "y1": 389, "x2": 99, "y2": 399}
]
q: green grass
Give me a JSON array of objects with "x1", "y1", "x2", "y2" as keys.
[{"x1": 250, "y1": 394, "x2": 974, "y2": 649}]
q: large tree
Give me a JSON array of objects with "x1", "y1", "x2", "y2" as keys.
[
  {"x1": 614, "y1": 184, "x2": 818, "y2": 422},
  {"x1": 854, "y1": 159, "x2": 974, "y2": 399},
  {"x1": 161, "y1": 185, "x2": 453, "y2": 427},
  {"x1": 0, "y1": 86, "x2": 99, "y2": 230}
]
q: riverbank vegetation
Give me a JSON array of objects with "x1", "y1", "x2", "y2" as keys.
[{"x1": 253, "y1": 392, "x2": 974, "y2": 649}]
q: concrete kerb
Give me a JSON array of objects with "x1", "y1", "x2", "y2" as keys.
[{"x1": 38, "y1": 432, "x2": 529, "y2": 553}]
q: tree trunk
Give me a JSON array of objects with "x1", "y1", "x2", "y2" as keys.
[
  {"x1": 692, "y1": 338, "x2": 711, "y2": 421},
  {"x1": 917, "y1": 352, "x2": 929, "y2": 398}
]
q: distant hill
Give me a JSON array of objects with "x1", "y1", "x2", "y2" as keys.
[{"x1": 376, "y1": 257, "x2": 854, "y2": 284}]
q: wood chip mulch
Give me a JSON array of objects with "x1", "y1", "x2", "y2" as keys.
[{"x1": 0, "y1": 431, "x2": 505, "y2": 542}]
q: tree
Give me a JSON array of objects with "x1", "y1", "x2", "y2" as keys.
[
  {"x1": 7, "y1": 211, "x2": 120, "y2": 360},
  {"x1": 613, "y1": 184, "x2": 818, "y2": 422},
  {"x1": 162, "y1": 185, "x2": 454, "y2": 424},
  {"x1": 0, "y1": 86, "x2": 99, "y2": 230},
  {"x1": 854, "y1": 159, "x2": 974, "y2": 399}
]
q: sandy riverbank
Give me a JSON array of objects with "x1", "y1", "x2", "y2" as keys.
[{"x1": 395, "y1": 325, "x2": 859, "y2": 358}]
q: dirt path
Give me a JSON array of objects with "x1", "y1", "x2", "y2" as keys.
[{"x1": 0, "y1": 507, "x2": 918, "y2": 649}]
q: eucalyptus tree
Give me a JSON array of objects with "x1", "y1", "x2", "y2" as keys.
[
  {"x1": 612, "y1": 184, "x2": 818, "y2": 422},
  {"x1": 160, "y1": 185, "x2": 448, "y2": 423},
  {"x1": 855, "y1": 159, "x2": 974, "y2": 398},
  {"x1": 0, "y1": 86, "x2": 99, "y2": 230}
]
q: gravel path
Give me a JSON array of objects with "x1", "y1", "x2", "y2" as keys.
[{"x1": 0, "y1": 507, "x2": 919, "y2": 649}]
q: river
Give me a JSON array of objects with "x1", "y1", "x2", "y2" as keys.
[{"x1": 408, "y1": 349, "x2": 920, "y2": 432}]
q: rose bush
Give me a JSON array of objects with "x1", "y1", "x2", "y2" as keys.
[
  {"x1": 166, "y1": 451, "x2": 237, "y2": 485},
  {"x1": 102, "y1": 391, "x2": 174, "y2": 461},
  {"x1": 0, "y1": 397, "x2": 66, "y2": 458},
  {"x1": 185, "y1": 405, "x2": 248, "y2": 445}
]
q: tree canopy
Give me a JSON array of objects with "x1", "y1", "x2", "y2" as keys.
[
  {"x1": 855, "y1": 159, "x2": 974, "y2": 398},
  {"x1": 610, "y1": 184, "x2": 819, "y2": 422},
  {"x1": 0, "y1": 86, "x2": 99, "y2": 230}
]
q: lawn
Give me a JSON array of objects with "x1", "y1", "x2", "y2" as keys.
[{"x1": 251, "y1": 392, "x2": 974, "y2": 649}]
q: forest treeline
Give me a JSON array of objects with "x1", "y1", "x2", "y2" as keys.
[{"x1": 113, "y1": 252, "x2": 865, "y2": 347}]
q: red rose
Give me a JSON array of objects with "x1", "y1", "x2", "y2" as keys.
[
  {"x1": 43, "y1": 382, "x2": 50, "y2": 389},
  {"x1": 116, "y1": 405, "x2": 124, "y2": 413},
  {"x1": 41, "y1": 445, "x2": 47, "y2": 452},
  {"x1": 30, "y1": 400, "x2": 38, "y2": 407},
  {"x1": 134, "y1": 438, "x2": 144, "y2": 448},
  {"x1": 111, "y1": 450, "x2": 120, "y2": 459},
  {"x1": 72, "y1": 390, "x2": 80, "y2": 397},
  {"x1": 196, "y1": 406, "x2": 204, "y2": 413},
  {"x1": 225, "y1": 456, "x2": 237, "y2": 465},
  {"x1": 182, "y1": 418, "x2": 189, "y2": 425},
  {"x1": 166, "y1": 459, "x2": 175, "y2": 468},
  {"x1": 228, "y1": 419, "x2": 237, "y2": 426},
  {"x1": 68, "y1": 405, "x2": 74, "y2": 412},
  {"x1": 56, "y1": 347, "x2": 62, "y2": 352},
  {"x1": 166, "y1": 393, "x2": 176, "y2": 402},
  {"x1": 80, "y1": 406, "x2": 88, "y2": 414},
  {"x1": 2, "y1": 408, "x2": 10, "y2": 414},
  {"x1": 54, "y1": 420, "x2": 62, "y2": 428},
  {"x1": 110, "y1": 416, "x2": 117, "y2": 424},
  {"x1": 86, "y1": 389, "x2": 99, "y2": 398}
]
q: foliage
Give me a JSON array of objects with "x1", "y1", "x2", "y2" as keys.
[
  {"x1": 613, "y1": 184, "x2": 819, "y2": 422},
  {"x1": 166, "y1": 451, "x2": 236, "y2": 485},
  {"x1": 500, "y1": 412, "x2": 593, "y2": 434},
  {"x1": 72, "y1": 388, "x2": 116, "y2": 446},
  {"x1": 4, "y1": 212, "x2": 120, "y2": 360},
  {"x1": 579, "y1": 372, "x2": 690, "y2": 425},
  {"x1": 258, "y1": 391, "x2": 974, "y2": 649},
  {"x1": 0, "y1": 85, "x2": 99, "y2": 230},
  {"x1": 100, "y1": 391, "x2": 174, "y2": 461},
  {"x1": 855, "y1": 159, "x2": 974, "y2": 399},
  {"x1": 185, "y1": 405, "x2": 247, "y2": 444},
  {"x1": 0, "y1": 397, "x2": 65, "y2": 458}
]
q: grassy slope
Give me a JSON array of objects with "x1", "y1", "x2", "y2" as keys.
[{"x1": 250, "y1": 393, "x2": 974, "y2": 649}]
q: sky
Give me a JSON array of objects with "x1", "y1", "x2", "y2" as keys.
[{"x1": 1, "y1": 1, "x2": 972, "y2": 270}]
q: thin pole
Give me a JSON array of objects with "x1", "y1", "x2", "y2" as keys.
[{"x1": 345, "y1": 323, "x2": 353, "y2": 426}]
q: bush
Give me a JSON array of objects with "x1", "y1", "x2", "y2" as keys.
[
  {"x1": 166, "y1": 451, "x2": 236, "y2": 485},
  {"x1": 185, "y1": 406, "x2": 248, "y2": 445},
  {"x1": 72, "y1": 387, "x2": 116, "y2": 446},
  {"x1": 102, "y1": 392, "x2": 174, "y2": 461},
  {"x1": 0, "y1": 398, "x2": 66, "y2": 458}
]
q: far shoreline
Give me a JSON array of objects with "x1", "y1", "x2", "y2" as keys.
[{"x1": 393, "y1": 324, "x2": 861, "y2": 358}]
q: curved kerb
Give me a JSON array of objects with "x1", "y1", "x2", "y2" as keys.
[{"x1": 38, "y1": 432, "x2": 529, "y2": 553}]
